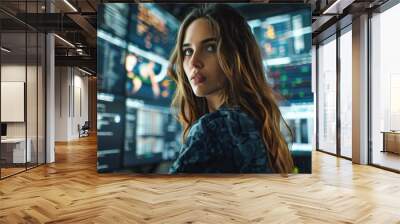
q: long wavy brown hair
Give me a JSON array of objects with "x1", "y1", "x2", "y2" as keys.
[{"x1": 167, "y1": 4, "x2": 294, "y2": 174}]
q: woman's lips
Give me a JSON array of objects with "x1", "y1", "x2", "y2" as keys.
[{"x1": 191, "y1": 73, "x2": 206, "y2": 85}]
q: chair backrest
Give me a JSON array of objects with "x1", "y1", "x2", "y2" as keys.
[{"x1": 82, "y1": 121, "x2": 90, "y2": 129}]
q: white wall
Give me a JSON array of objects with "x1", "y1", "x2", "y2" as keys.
[
  {"x1": 55, "y1": 67, "x2": 89, "y2": 141},
  {"x1": 72, "y1": 73, "x2": 89, "y2": 138},
  {"x1": 55, "y1": 67, "x2": 69, "y2": 141}
]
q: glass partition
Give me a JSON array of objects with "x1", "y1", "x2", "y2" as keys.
[
  {"x1": 0, "y1": 1, "x2": 46, "y2": 179},
  {"x1": 317, "y1": 36, "x2": 337, "y2": 155},
  {"x1": 1, "y1": 30, "x2": 28, "y2": 177}
]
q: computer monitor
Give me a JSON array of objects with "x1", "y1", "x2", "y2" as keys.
[
  {"x1": 97, "y1": 3, "x2": 181, "y2": 173},
  {"x1": 1, "y1": 123, "x2": 7, "y2": 137}
]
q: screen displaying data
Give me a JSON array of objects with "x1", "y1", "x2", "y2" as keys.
[{"x1": 97, "y1": 3, "x2": 181, "y2": 173}]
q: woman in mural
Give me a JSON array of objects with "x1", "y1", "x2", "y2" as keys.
[{"x1": 168, "y1": 4, "x2": 294, "y2": 174}]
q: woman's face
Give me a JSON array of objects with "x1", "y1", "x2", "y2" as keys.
[{"x1": 182, "y1": 18, "x2": 226, "y2": 98}]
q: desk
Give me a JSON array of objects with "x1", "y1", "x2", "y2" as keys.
[
  {"x1": 1, "y1": 138, "x2": 31, "y2": 163},
  {"x1": 381, "y1": 131, "x2": 400, "y2": 154}
]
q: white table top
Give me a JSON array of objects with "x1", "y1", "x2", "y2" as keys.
[{"x1": 1, "y1": 138, "x2": 28, "y2": 143}]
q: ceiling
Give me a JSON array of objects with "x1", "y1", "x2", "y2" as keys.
[{"x1": 0, "y1": 0, "x2": 391, "y2": 75}]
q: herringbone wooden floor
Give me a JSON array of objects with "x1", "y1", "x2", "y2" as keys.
[{"x1": 1, "y1": 135, "x2": 400, "y2": 224}]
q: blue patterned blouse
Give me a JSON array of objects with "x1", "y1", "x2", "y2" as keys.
[{"x1": 169, "y1": 106, "x2": 273, "y2": 174}]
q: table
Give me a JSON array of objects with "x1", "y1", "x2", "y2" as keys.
[{"x1": 381, "y1": 131, "x2": 400, "y2": 154}]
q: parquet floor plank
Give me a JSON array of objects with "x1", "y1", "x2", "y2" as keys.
[{"x1": 0, "y1": 135, "x2": 399, "y2": 223}]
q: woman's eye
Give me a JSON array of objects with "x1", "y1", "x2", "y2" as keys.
[
  {"x1": 206, "y1": 44, "x2": 216, "y2": 52},
  {"x1": 183, "y1": 48, "x2": 193, "y2": 56}
]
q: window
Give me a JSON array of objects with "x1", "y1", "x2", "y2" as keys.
[
  {"x1": 339, "y1": 28, "x2": 352, "y2": 158},
  {"x1": 317, "y1": 36, "x2": 337, "y2": 154},
  {"x1": 371, "y1": 3, "x2": 400, "y2": 171}
]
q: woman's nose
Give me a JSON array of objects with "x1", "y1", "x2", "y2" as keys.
[{"x1": 190, "y1": 51, "x2": 203, "y2": 69}]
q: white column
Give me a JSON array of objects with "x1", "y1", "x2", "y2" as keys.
[
  {"x1": 46, "y1": 33, "x2": 55, "y2": 163},
  {"x1": 312, "y1": 45, "x2": 317, "y2": 151},
  {"x1": 352, "y1": 14, "x2": 369, "y2": 164},
  {"x1": 46, "y1": 0, "x2": 55, "y2": 163}
]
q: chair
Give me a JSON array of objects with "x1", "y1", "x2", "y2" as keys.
[{"x1": 78, "y1": 121, "x2": 90, "y2": 138}]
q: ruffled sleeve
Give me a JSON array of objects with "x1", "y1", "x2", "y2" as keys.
[
  {"x1": 169, "y1": 108, "x2": 271, "y2": 174},
  {"x1": 168, "y1": 116, "x2": 226, "y2": 173}
]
